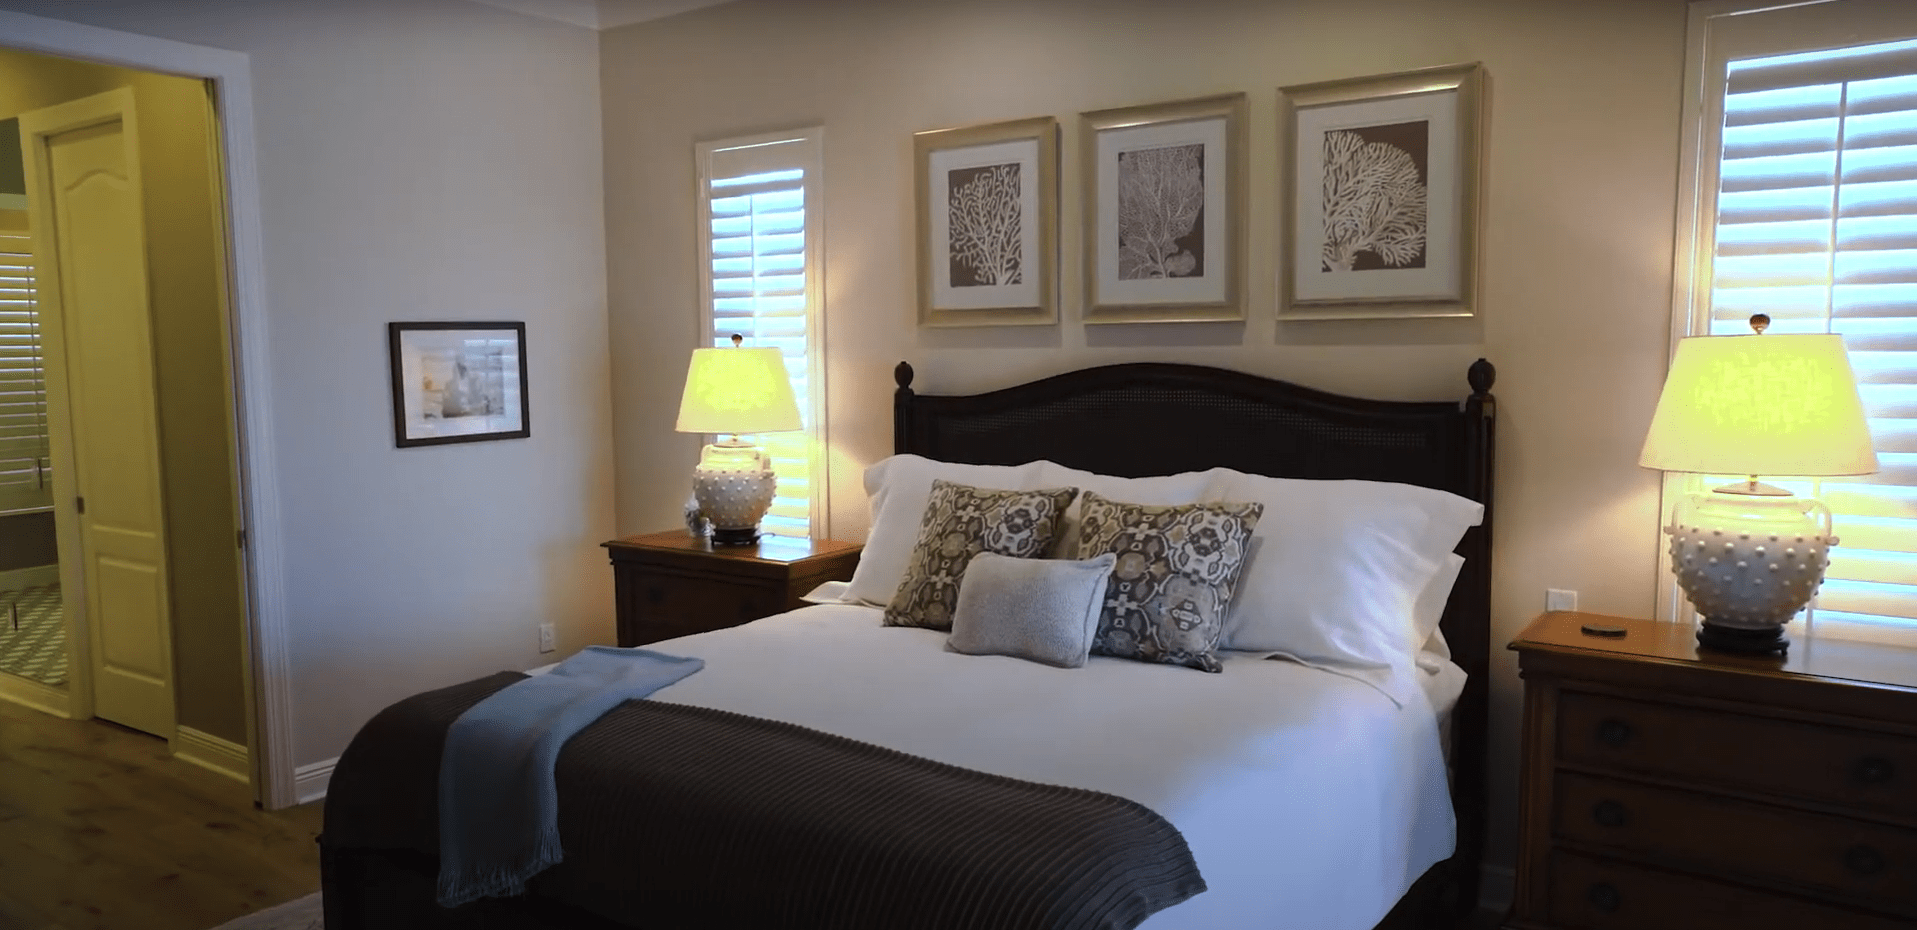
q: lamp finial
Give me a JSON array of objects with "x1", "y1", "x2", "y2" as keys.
[
  {"x1": 1749, "y1": 313, "x2": 1770, "y2": 335},
  {"x1": 729, "y1": 333, "x2": 744, "y2": 348}
]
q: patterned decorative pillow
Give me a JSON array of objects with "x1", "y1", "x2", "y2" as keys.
[
  {"x1": 883, "y1": 480, "x2": 1079, "y2": 630},
  {"x1": 1078, "y1": 491, "x2": 1264, "y2": 673}
]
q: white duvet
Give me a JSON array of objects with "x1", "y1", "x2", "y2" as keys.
[{"x1": 540, "y1": 604, "x2": 1459, "y2": 930}]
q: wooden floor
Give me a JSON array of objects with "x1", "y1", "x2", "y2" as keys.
[{"x1": 0, "y1": 698, "x2": 323, "y2": 930}]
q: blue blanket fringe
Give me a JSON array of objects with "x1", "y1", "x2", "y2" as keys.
[{"x1": 435, "y1": 646, "x2": 704, "y2": 907}]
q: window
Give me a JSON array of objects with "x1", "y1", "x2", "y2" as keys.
[
  {"x1": 694, "y1": 129, "x2": 826, "y2": 539},
  {"x1": 1675, "y1": 0, "x2": 1917, "y2": 642},
  {"x1": 0, "y1": 229, "x2": 49, "y2": 515}
]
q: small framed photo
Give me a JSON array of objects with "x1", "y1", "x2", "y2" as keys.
[
  {"x1": 1081, "y1": 93, "x2": 1247, "y2": 324},
  {"x1": 915, "y1": 115, "x2": 1059, "y2": 327},
  {"x1": 387, "y1": 321, "x2": 530, "y2": 448},
  {"x1": 1280, "y1": 62, "x2": 1483, "y2": 319}
]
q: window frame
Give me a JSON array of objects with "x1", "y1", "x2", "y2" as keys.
[
  {"x1": 692, "y1": 127, "x2": 829, "y2": 539},
  {"x1": 1663, "y1": 0, "x2": 1917, "y2": 642}
]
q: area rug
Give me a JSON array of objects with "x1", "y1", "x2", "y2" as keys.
[
  {"x1": 209, "y1": 893, "x2": 321, "y2": 930},
  {"x1": 0, "y1": 582, "x2": 64, "y2": 686}
]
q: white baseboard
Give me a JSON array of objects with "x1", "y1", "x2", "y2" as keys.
[
  {"x1": 295, "y1": 756, "x2": 337, "y2": 804},
  {"x1": 1480, "y1": 862, "x2": 1515, "y2": 915},
  {"x1": 0, "y1": 564, "x2": 60, "y2": 592},
  {"x1": 0, "y1": 671, "x2": 69, "y2": 717},
  {"x1": 172, "y1": 726, "x2": 249, "y2": 785}
]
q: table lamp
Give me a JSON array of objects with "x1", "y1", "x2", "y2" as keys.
[
  {"x1": 1639, "y1": 315, "x2": 1877, "y2": 654},
  {"x1": 675, "y1": 335, "x2": 803, "y2": 545}
]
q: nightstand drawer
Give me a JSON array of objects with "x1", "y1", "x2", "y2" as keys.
[
  {"x1": 1558, "y1": 691, "x2": 1917, "y2": 818},
  {"x1": 1555, "y1": 772, "x2": 1917, "y2": 913},
  {"x1": 628, "y1": 572, "x2": 777, "y2": 644},
  {"x1": 1547, "y1": 851, "x2": 1910, "y2": 930}
]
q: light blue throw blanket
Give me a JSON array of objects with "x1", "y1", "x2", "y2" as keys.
[{"x1": 435, "y1": 646, "x2": 704, "y2": 907}]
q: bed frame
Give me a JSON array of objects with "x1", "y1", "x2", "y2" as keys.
[{"x1": 893, "y1": 358, "x2": 1497, "y2": 928}]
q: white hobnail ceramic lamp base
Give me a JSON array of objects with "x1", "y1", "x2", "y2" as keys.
[
  {"x1": 1666, "y1": 483, "x2": 1834, "y2": 654},
  {"x1": 691, "y1": 440, "x2": 777, "y2": 545}
]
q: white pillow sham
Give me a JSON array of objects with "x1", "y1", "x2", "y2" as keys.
[
  {"x1": 844, "y1": 455, "x2": 1047, "y2": 606},
  {"x1": 1209, "y1": 469, "x2": 1482, "y2": 704},
  {"x1": 1034, "y1": 462, "x2": 1217, "y2": 557}
]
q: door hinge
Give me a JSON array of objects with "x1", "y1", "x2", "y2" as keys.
[
  {"x1": 75, "y1": 495, "x2": 84, "y2": 515},
  {"x1": 237, "y1": 528, "x2": 247, "y2": 550}
]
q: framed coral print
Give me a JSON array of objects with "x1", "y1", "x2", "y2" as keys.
[
  {"x1": 915, "y1": 116, "x2": 1059, "y2": 327},
  {"x1": 1280, "y1": 62, "x2": 1482, "y2": 319},
  {"x1": 388, "y1": 321, "x2": 531, "y2": 448},
  {"x1": 1081, "y1": 93, "x2": 1247, "y2": 324}
]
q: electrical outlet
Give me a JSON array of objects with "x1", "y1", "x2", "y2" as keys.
[
  {"x1": 538, "y1": 623, "x2": 555, "y2": 653},
  {"x1": 1546, "y1": 589, "x2": 1578, "y2": 613}
]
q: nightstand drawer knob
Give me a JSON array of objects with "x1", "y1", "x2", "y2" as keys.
[
  {"x1": 1591, "y1": 799, "x2": 1628, "y2": 828},
  {"x1": 1587, "y1": 882, "x2": 1622, "y2": 913},
  {"x1": 1596, "y1": 718, "x2": 1634, "y2": 749},
  {"x1": 1854, "y1": 756, "x2": 1896, "y2": 786},
  {"x1": 1845, "y1": 844, "x2": 1886, "y2": 877}
]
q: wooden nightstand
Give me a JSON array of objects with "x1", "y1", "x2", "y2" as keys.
[
  {"x1": 1506, "y1": 611, "x2": 1917, "y2": 930},
  {"x1": 602, "y1": 531, "x2": 862, "y2": 647}
]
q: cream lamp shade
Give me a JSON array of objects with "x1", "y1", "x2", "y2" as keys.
[
  {"x1": 675, "y1": 345, "x2": 802, "y2": 436},
  {"x1": 674, "y1": 341, "x2": 802, "y2": 546},
  {"x1": 1639, "y1": 333, "x2": 1876, "y2": 478},
  {"x1": 1639, "y1": 327, "x2": 1877, "y2": 655}
]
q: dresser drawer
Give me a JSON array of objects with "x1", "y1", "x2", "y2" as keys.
[
  {"x1": 1555, "y1": 772, "x2": 1917, "y2": 913},
  {"x1": 1558, "y1": 691, "x2": 1917, "y2": 818},
  {"x1": 626, "y1": 571, "x2": 778, "y2": 644},
  {"x1": 1547, "y1": 850, "x2": 1910, "y2": 930}
]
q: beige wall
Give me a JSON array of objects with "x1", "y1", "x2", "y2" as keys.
[
  {"x1": 602, "y1": 0, "x2": 1689, "y2": 877},
  {"x1": 0, "y1": 0, "x2": 615, "y2": 770},
  {"x1": 0, "y1": 47, "x2": 249, "y2": 744}
]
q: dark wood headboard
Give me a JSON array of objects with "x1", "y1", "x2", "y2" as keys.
[{"x1": 892, "y1": 358, "x2": 1496, "y2": 916}]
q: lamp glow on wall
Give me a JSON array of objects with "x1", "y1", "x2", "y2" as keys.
[
  {"x1": 1639, "y1": 315, "x2": 1878, "y2": 655},
  {"x1": 675, "y1": 335, "x2": 802, "y2": 546}
]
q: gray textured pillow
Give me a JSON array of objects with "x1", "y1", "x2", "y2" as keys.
[
  {"x1": 947, "y1": 552, "x2": 1118, "y2": 669},
  {"x1": 1078, "y1": 491, "x2": 1264, "y2": 673},
  {"x1": 883, "y1": 480, "x2": 1078, "y2": 630}
]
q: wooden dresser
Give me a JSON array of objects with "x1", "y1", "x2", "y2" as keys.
[
  {"x1": 602, "y1": 530, "x2": 862, "y2": 647},
  {"x1": 1507, "y1": 611, "x2": 1917, "y2": 930}
]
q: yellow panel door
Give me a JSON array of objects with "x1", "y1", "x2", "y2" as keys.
[{"x1": 21, "y1": 88, "x2": 175, "y2": 739}]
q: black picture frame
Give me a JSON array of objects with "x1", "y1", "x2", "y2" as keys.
[{"x1": 387, "y1": 321, "x2": 531, "y2": 448}]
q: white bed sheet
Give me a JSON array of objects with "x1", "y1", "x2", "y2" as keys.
[{"x1": 538, "y1": 603, "x2": 1457, "y2": 930}]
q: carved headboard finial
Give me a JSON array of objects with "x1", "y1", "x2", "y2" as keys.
[
  {"x1": 895, "y1": 361, "x2": 915, "y2": 390},
  {"x1": 1467, "y1": 358, "x2": 1496, "y2": 396}
]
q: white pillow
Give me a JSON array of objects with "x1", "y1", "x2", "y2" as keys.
[
  {"x1": 844, "y1": 455, "x2": 1047, "y2": 606},
  {"x1": 1210, "y1": 469, "x2": 1482, "y2": 703},
  {"x1": 947, "y1": 552, "x2": 1117, "y2": 669},
  {"x1": 1414, "y1": 554, "x2": 1465, "y2": 673},
  {"x1": 1034, "y1": 462, "x2": 1217, "y2": 557}
]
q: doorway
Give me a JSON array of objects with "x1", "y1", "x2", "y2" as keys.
[{"x1": 0, "y1": 47, "x2": 249, "y2": 783}]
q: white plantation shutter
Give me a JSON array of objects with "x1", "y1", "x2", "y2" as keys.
[
  {"x1": 0, "y1": 231, "x2": 49, "y2": 514},
  {"x1": 696, "y1": 130, "x2": 825, "y2": 539},
  {"x1": 1687, "y1": 3, "x2": 1917, "y2": 642}
]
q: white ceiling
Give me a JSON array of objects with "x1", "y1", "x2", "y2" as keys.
[{"x1": 463, "y1": 0, "x2": 739, "y2": 30}]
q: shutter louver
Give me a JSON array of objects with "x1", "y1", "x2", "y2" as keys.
[
  {"x1": 1708, "y1": 41, "x2": 1917, "y2": 636},
  {"x1": 0, "y1": 232, "x2": 49, "y2": 514},
  {"x1": 700, "y1": 144, "x2": 821, "y2": 539}
]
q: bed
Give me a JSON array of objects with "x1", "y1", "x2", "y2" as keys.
[{"x1": 320, "y1": 358, "x2": 1496, "y2": 930}]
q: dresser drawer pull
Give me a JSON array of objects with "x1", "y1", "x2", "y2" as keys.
[
  {"x1": 1854, "y1": 756, "x2": 1896, "y2": 786},
  {"x1": 1595, "y1": 718, "x2": 1634, "y2": 749},
  {"x1": 1587, "y1": 882, "x2": 1622, "y2": 913},
  {"x1": 1844, "y1": 844, "x2": 1886, "y2": 877},
  {"x1": 1591, "y1": 799, "x2": 1628, "y2": 829}
]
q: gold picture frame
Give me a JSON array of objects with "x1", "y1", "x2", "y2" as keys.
[
  {"x1": 1280, "y1": 62, "x2": 1484, "y2": 319},
  {"x1": 914, "y1": 115, "x2": 1059, "y2": 327},
  {"x1": 1080, "y1": 93, "x2": 1247, "y2": 324}
]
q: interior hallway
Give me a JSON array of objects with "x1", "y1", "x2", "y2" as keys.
[{"x1": 0, "y1": 698, "x2": 321, "y2": 930}]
